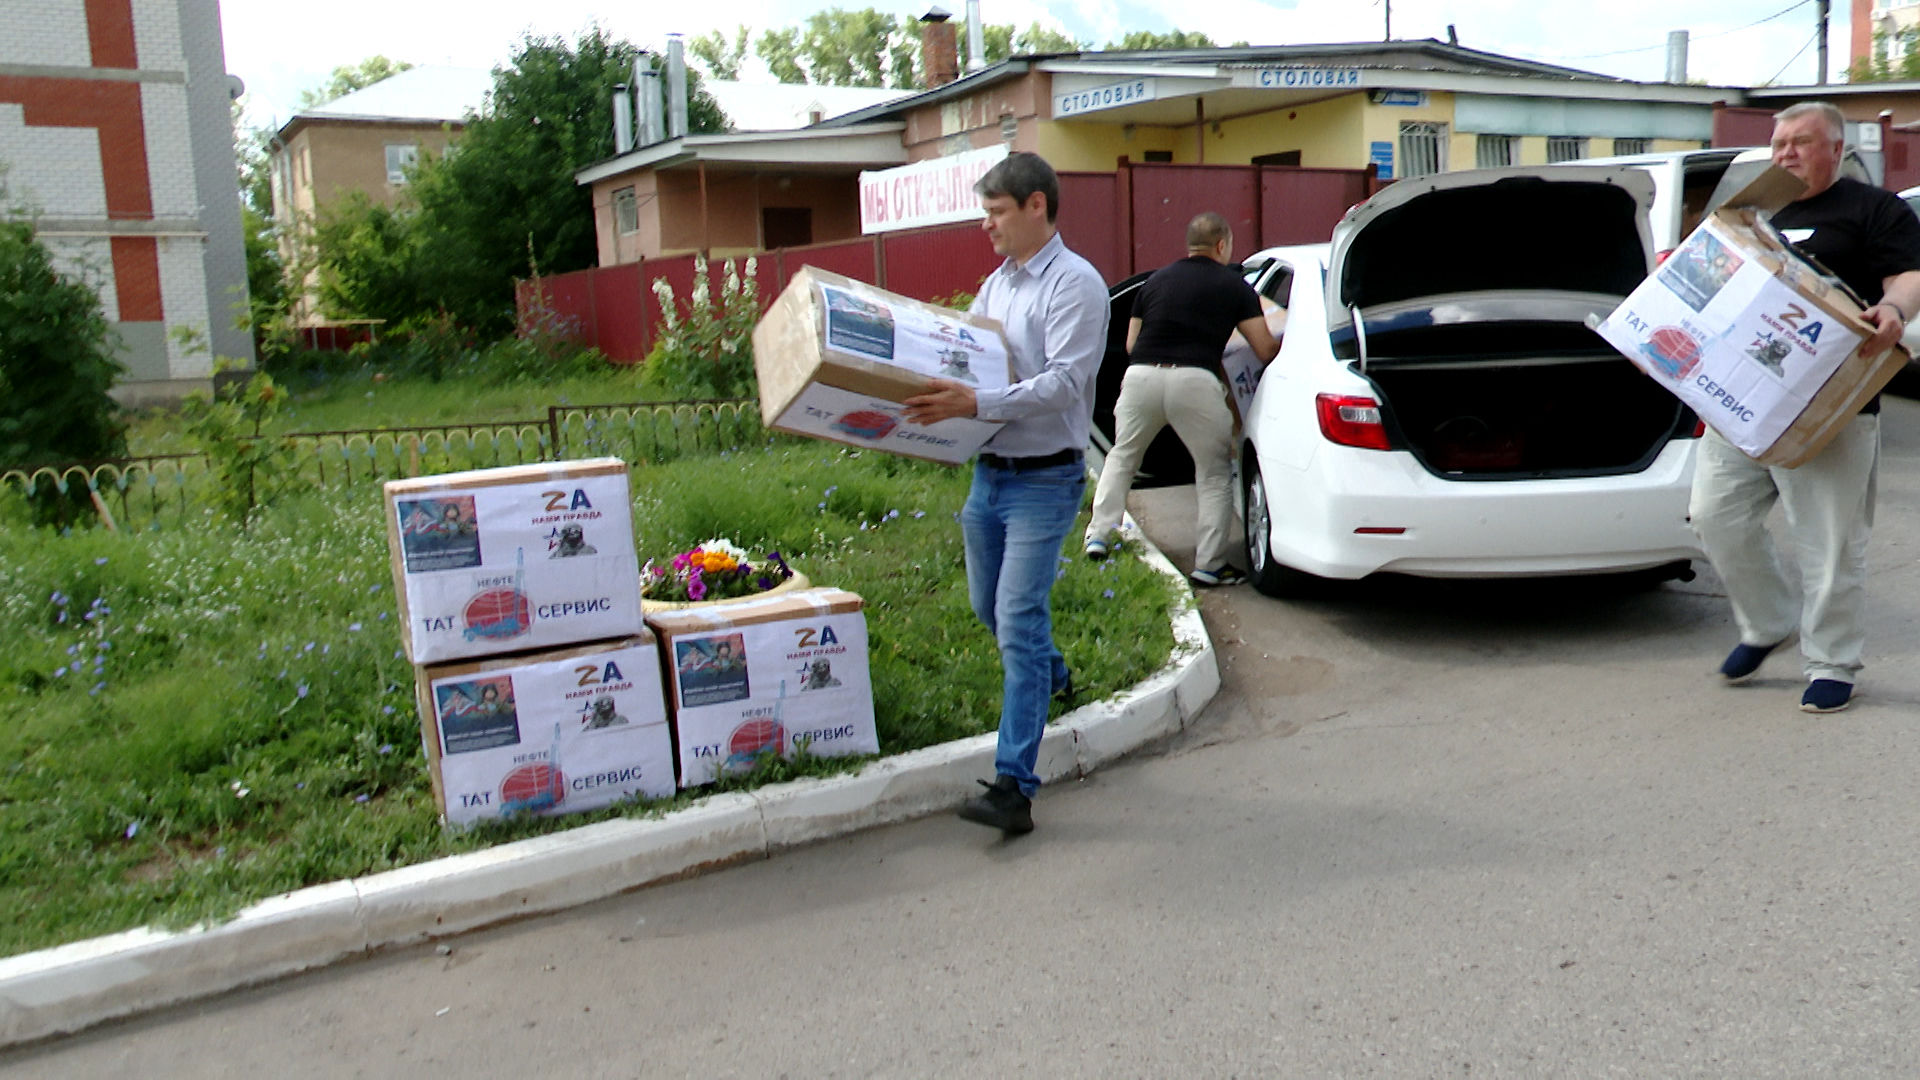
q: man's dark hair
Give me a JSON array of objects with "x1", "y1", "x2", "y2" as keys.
[
  {"x1": 1186, "y1": 212, "x2": 1231, "y2": 252},
  {"x1": 975, "y1": 151, "x2": 1060, "y2": 222}
]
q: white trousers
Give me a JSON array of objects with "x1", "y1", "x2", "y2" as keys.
[
  {"x1": 1088, "y1": 365, "x2": 1236, "y2": 571},
  {"x1": 1689, "y1": 414, "x2": 1880, "y2": 683}
]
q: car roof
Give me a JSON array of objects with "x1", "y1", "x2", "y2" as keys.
[{"x1": 1576, "y1": 148, "x2": 1750, "y2": 168}]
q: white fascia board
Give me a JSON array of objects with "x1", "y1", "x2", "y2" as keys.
[
  {"x1": 1036, "y1": 60, "x2": 1228, "y2": 79},
  {"x1": 1343, "y1": 69, "x2": 1735, "y2": 104},
  {"x1": 573, "y1": 124, "x2": 906, "y2": 186}
]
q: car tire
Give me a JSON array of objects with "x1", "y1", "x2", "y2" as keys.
[{"x1": 1242, "y1": 456, "x2": 1324, "y2": 598}]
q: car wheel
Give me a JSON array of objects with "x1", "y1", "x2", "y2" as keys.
[{"x1": 1242, "y1": 457, "x2": 1322, "y2": 598}]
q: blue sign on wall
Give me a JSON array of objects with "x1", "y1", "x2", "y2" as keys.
[{"x1": 1369, "y1": 140, "x2": 1394, "y2": 180}]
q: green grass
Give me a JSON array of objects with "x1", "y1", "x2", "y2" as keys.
[{"x1": 0, "y1": 416, "x2": 1182, "y2": 956}]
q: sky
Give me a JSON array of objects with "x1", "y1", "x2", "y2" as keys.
[{"x1": 223, "y1": 0, "x2": 1865, "y2": 129}]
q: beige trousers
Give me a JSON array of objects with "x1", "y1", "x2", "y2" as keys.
[
  {"x1": 1088, "y1": 365, "x2": 1236, "y2": 571},
  {"x1": 1689, "y1": 413, "x2": 1880, "y2": 683}
]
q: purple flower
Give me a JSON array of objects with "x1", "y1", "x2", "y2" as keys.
[
  {"x1": 378, "y1": 744, "x2": 393, "y2": 754},
  {"x1": 94, "y1": 557, "x2": 108, "y2": 565},
  {"x1": 383, "y1": 705, "x2": 396, "y2": 715},
  {"x1": 124, "y1": 821, "x2": 138, "y2": 839},
  {"x1": 53, "y1": 666, "x2": 67, "y2": 678},
  {"x1": 354, "y1": 794, "x2": 370, "y2": 803},
  {"x1": 688, "y1": 574, "x2": 707, "y2": 601},
  {"x1": 296, "y1": 683, "x2": 310, "y2": 699},
  {"x1": 348, "y1": 622, "x2": 363, "y2": 632},
  {"x1": 1103, "y1": 589, "x2": 1116, "y2": 599}
]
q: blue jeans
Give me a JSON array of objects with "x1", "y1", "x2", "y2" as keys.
[{"x1": 961, "y1": 460, "x2": 1085, "y2": 798}]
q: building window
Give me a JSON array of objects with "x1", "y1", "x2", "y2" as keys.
[
  {"x1": 1399, "y1": 121, "x2": 1447, "y2": 178},
  {"x1": 613, "y1": 186, "x2": 638, "y2": 235},
  {"x1": 1143, "y1": 150, "x2": 1174, "y2": 163},
  {"x1": 385, "y1": 143, "x2": 419, "y2": 184},
  {"x1": 1613, "y1": 137, "x2": 1651, "y2": 155},
  {"x1": 1547, "y1": 136, "x2": 1589, "y2": 163},
  {"x1": 1474, "y1": 135, "x2": 1518, "y2": 168}
]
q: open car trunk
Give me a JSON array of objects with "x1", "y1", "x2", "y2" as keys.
[
  {"x1": 1329, "y1": 165, "x2": 1686, "y2": 478},
  {"x1": 1357, "y1": 323, "x2": 1694, "y2": 478}
]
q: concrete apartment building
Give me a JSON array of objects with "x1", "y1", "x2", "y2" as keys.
[
  {"x1": 0, "y1": 0, "x2": 253, "y2": 403},
  {"x1": 269, "y1": 65, "x2": 484, "y2": 328}
]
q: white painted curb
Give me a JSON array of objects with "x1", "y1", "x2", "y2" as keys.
[{"x1": 0, "y1": 519, "x2": 1217, "y2": 1047}]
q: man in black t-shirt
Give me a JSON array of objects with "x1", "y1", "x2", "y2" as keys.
[
  {"x1": 1084, "y1": 212, "x2": 1280, "y2": 587},
  {"x1": 1691, "y1": 101, "x2": 1920, "y2": 713}
]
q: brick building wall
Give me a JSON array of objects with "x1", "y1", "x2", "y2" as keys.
[{"x1": 0, "y1": 0, "x2": 253, "y2": 404}]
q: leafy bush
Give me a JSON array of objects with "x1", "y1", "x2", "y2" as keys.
[
  {"x1": 639, "y1": 256, "x2": 761, "y2": 399},
  {"x1": 0, "y1": 221, "x2": 128, "y2": 470}
]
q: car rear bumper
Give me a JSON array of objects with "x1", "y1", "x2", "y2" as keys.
[{"x1": 1257, "y1": 438, "x2": 1703, "y2": 580}]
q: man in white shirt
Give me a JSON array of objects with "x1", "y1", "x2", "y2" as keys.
[{"x1": 904, "y1": 152, "x2": 1110, "y2": 835}]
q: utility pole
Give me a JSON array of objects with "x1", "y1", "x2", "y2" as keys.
[
  {"x1": 1384, "y1": 0, "x2": 1392, "y2": 41},
  {"x1": 1816, "y1": 0, "x2": 1829, "y2": 85}
]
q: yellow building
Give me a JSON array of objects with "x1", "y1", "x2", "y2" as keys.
[{"x1": 584, "y1": 39, "x2": 1734, "y2": 265}]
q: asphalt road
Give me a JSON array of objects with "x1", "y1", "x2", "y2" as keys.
[{"x1": 7, "y1": 399, "x2": 1920, "y2": 1078}]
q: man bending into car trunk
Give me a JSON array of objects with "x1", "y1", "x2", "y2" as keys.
[
  {"x1": 1693, "y1": 101, "x2": 1920, "y2": 713},
  {"x1": 1084, "y1": 212, "x2": 1280, "y2": 587}
]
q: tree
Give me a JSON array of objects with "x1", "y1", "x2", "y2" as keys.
[
  {"x1": 756, "y1": 9, "x2": 919, "y2": 88},
  {"x1": 0, "y1": 220, "x2": 127, "y2": 474},
  {"x1": 1108, "y1": 30, "x2": 1219, "y2": 51},
  {"x1": 314, "y1": 28, "x2": 724, "y2": 335},
  {"x1": 1846, "y1": 29, "x2": 1920, "y2": 83},
  {"x1": 296, "y1": 56, "x2": 415, "y2": 110},
  {"x1": 689, "y1": 27, "x2": 752, "y2": 80}
]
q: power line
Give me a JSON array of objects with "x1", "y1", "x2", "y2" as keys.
[
  {"x1": 1546, "y1": 0, "x2": 1814, "y2": 62},
  {"x1": 1762, "y1": 25, "x2": 1823, "y2": 85}
]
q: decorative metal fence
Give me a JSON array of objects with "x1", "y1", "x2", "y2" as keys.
[{"x1": 1, "y1": 398, "x2": 768, "y2": 533}]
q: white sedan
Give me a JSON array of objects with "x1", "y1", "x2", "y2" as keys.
[{"x1": 1234, "y1": 166, "x2": 1706, "y2": 596}]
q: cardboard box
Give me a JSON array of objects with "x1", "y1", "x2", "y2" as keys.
[
  {"x1": 1220, "y1": 299, "x2": 1287, "y2": 427},
  {"x1": 645, "y1": 587, "x2": 878, "y2": 788},
  {"x1": 1594, "y1": 167, "x2": 1908, "y2": 467},
  {"x1": 751, "y1": 266, "x2": 1013, "y2": 464},
  {"x1": 384, "y1": 458, "x2": 644, "y2": 664},
  {"x1": 415, "y1": 635, "x2": 675, "y2": 827}
]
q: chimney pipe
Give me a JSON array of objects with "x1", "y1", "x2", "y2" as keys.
[
  {"x1": 635, "y1": 55, "x2": 663, "y2": 146},
  {"x1": 613, "y1": 83, "x2": 633, "y2": 154},
  {"x1": 921, "y1": 7, "x2": 959, "y2": 88},
  {"x1": 666, "y1": 35, "x2": 688, "y2": 140},
  {"x1": 1665, "y1": 30, "x2": 1688, "y2": 84},
  {"x1": 964, "y1": 0, "x2": 985, "y2": 73}
]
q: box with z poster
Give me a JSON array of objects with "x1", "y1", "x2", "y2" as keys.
[
  {"x1": 751, "y1": 266, "x2": 1013, "y2": 464},
  {"x1": 644, "y1": 587, "x2": 877, "y2": 788},
  {"x1": 384, "y1": 458, "x2": 643, "y2": 663},
  {"x1": 415, "y1": 635, "x2": 674, "y2": 827},
  {"x1": 1593, "y1": 166, "x2": 1909, "y2": 467}
]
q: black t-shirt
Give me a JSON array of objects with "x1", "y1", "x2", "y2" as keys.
[
  {"x1": 1129, "y1": 255, "x2": 1263, "y2": 371},
  {"x1": 1769, "y1": 177, "x2": 1920, "y2": 415}
]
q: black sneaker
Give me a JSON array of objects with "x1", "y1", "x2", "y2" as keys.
[
  {"x1": 1052, "y1": 672, "x2": 1075, "y2": 704},
  {"x1": 1188, "y1": 565, "x2": 1246, "y2": 588},
  {"x1": 1719, "y1": 638, "x2": 1789, "y2": 681},
  {"x1": 1800, "y1": 679, "x2": 1854, "y2": 714},
  {"x1": 957, "y1": 775, "x2": 1034, "y2": 835}
]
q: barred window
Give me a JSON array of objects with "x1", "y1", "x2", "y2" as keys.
[
  {"x1": 1613, "y1": 137, "x2": 1651, "y2": 156},
  {"x1": 1475, "y1": 134, "x2": 1519, "y2": 169},
  {"x1": 1399, "y1": 121, "x2": 1447, "y2": 178},
  {"x1": 613, "y1": 187, "x2": 638, "y2": 235},
  {"x1": 1547, "y1": 136, "x2": 1589, "y2": 163}
]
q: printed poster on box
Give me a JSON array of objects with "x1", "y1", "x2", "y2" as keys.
[
  {"x1": 422, "y1": 638, "x2": 674, "y2": 827},
  {"x1": 662, "y1": 600, "x2": 877, "y2": 788},
  {"x1": 819, "y1": 283, "x2": 1011, "y2": 391},
  {"x1": 1594, "y1": 215, "x2": 1863, "y2": 458},
  {"x1": 387, "y1": 460, "x2": 643, "y2": 663}
]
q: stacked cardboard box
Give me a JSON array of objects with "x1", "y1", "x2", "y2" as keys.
[
  {"x1": 752, "y1": 266, "x2": 1014, "y2": 465},
  {"x1": 645, "y1": 587, "x2": 878, "y2": 788},
  {"x1": 384, "y1": 459, "x2": 673, "y2": 826}
]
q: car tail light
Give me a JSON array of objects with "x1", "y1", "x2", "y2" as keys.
[
  {"x1": 1316, "y1": 394, "x2": 1390, "y2": 450},
  {"x1": 1655, "y1": 249, "x2": 1674, "y2": 265}
]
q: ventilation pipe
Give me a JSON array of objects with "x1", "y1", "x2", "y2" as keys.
[
  {"x1": 1665, "y1": 31, "x2": 1688, "y2": 84},
  {"x1": 666, "y1": 35, "x2": 688, "y2": 140},
  {"x1": 613, "y1": 83, "x2": 633, "y2": 154},
  {"x1": 964, "y1": 0, "x2": 985, "y2": 73},
  {"x1": 634, "y1": 55, "x2": 663, "y2": 146}
]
